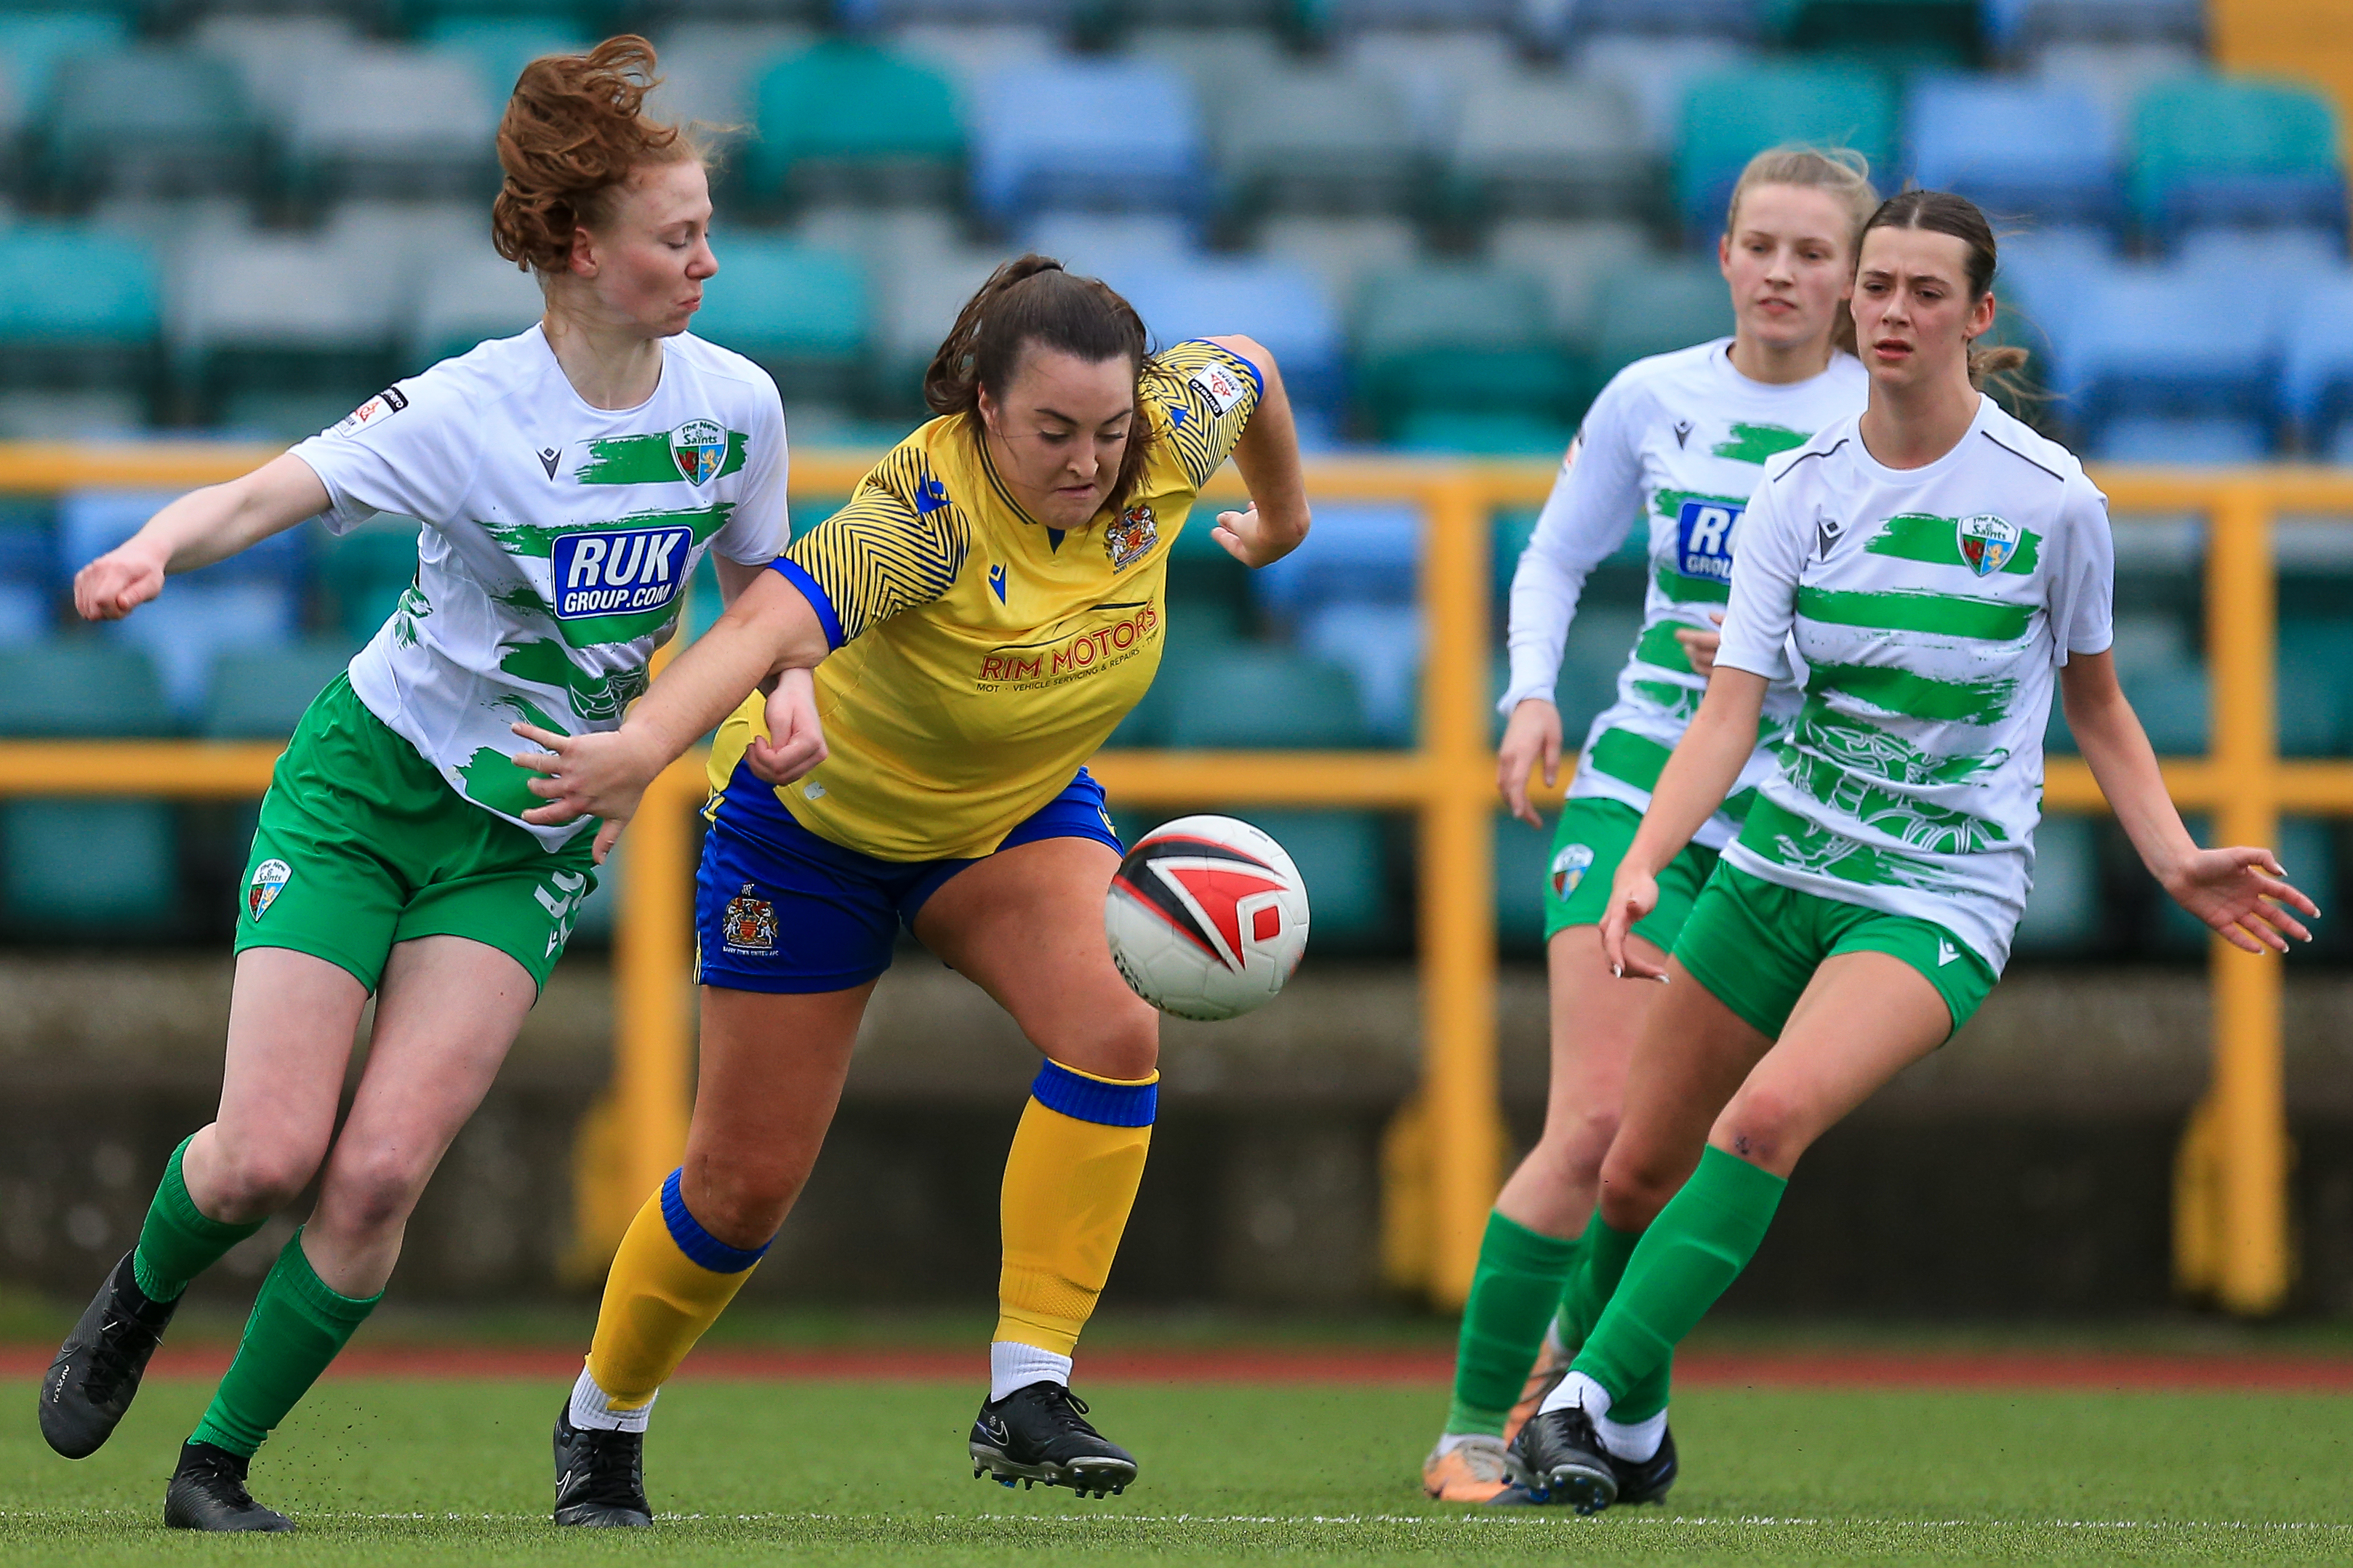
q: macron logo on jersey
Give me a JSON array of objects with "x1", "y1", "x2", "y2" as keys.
[
  {"x1": 1674, "y1": 499, "x2": 1743, "y2": 584},
  {"x1": 551, "y1": 525, "x2": 693, "y2": 619}
]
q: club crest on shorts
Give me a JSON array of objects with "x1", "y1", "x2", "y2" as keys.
[
  {"x1": 1550, "y1": 843, "x2": 1595, "y2": 899},
  {"x1": 246, "y1": 859, "x2": 291, "y2": 921},
  {"x1": 722, "y1": 883, "x2": 777, "y2": 954},
  {"x1": 1958, "y1": 513, "x2": 2019, "y2": 577},
  {"x1": 1105, "y1": 504, "x2": 1157, "y2": 571},
  {"x1": 671, "y1": 419, "x2": 726, "y2": 486}
]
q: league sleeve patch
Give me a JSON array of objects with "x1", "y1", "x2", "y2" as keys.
[
  {"x1": 329, "y1": 385, "x2": 409, "y2": 439},
  {"x1": 1187, "y1": 361, "x2": 1248, "y2": 417}
]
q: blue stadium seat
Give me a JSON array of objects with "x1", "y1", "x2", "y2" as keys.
[
  {"x1": 1251, "y1": 501, "x2": 1419, "y2": 616},
  {"x1": 969, "y1": 58, "x2": 1203, "y2": 225},
  {"x1": 1568, "y1": 0, "x2": 1760, "y2": 41},
  {"x1": 1909, "y1": 78, "x2": 2118, "y2": 226},
  {"x1": 1985, "y1": 0, "x2": 2201, "y2": 50},
  {"x1": 686, "y1": 241, "x2": 869, "y2": 404},
  {"x1": 200, "y1": 642, "x2": 357, "y2": 739},
  {"x1": 1298, "y1": 602, "x2": 1421, "y2": 745},
  {"x1": 2277, "y1": 279, "x2": 2353, "y2": 453},
  {"x1": 2130, "y1": 78, "x2": 2347, "y2": 241},
  {"x1": 2089, "y1": 417, "x2": 2268, "y2": 464},
  {"x1": 2012, "y1": 813, "x2": 2101, "y2": 953},
  {"x1": 1097, "y1": 257, "x2": 1344, "y2": 416},
  {"x1": 2035, "y1": 266, "x2": 2280, "y2": 448}
]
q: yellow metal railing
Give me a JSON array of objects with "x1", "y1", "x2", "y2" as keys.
[{"x1": 1, "y1": 446, "x2": 2348, "y2": 1314}]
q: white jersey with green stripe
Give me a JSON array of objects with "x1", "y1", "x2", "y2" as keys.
[
  {"x1": 1712, "y1": 395, "x2": 2116, "y2": 973},
  {"x1": 1503, "y1": 339, "x2": 1868, "y2": 849},
  {"x1": 290, "y1": 326, "x2": 790, "y2": 848}
]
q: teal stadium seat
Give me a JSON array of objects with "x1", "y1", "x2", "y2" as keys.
[
  {"x1": 200, "y1": 643, "x2": 358, "y2": 739},
  {"x1": 687, "y1": 241, "x2": 870, "y2": 406},
  {"x1": 1587, "y1": 258, "x2": 1738, "y2": 393},
  {"x1": 395, "y1": 0, "x2": 616, "y2": 28},
  {"x1": 1675, "y1": 64, "x2": 1895, "y2": 233},
  {"x1": 0, "y1": 11, "x2": 129, "y2": 136},
  {"x1": 38, "y1": 47, "x2": 258, "y2": 201},
  {"x1": 422, "y1": 16, "x2": 590, "y2": 96},
  {"x1": 743, "y1": 41, "x2": 964, "y2": 209},
  {"x1": 318, "y1": 520, "x2": 422, "y2": 648},
  {"x1": 0, "y1": 225, "x2": 159, "y2": 409},
  {"x1": 1245, "y1": 809, "x2": 1390, "y2": 949},
  {"x1": 1768, "y1": 0, "x2": 1981, "y2": 71},
  {"x1": 0, "y1": 644, "x2": 177, "y2": 933},
  {"x1": 2130, "y1": 78, "x2": 2346, "y2": 240},
  {"x1": 1495, "y1": 815, "x2": 1555, "y2": 951},
  {"x1": 2012, "y1": 813, "x2": 2101, "y2": 953},
  {"x1": 1353, "y1": 265, "x2": 1571, "y2": 439}
]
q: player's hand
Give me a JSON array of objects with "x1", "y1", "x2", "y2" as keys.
[
  {"x1": 2160, "y1": 845, "x2": 2319, "y2": 954},
  {"x1": 510, "y1": 723, "x2": 659, "y2": 829},
  {"x1": 746, "y1": 667, "x2": 827, "y2": 787},
  {"x1": 1496, "y1": 699, "x2": 1563, "y2": 829},
  {"x1": 1598, "y1": 861, "x2": 1667, "y2": 981},
  {"x1": 1674, "y1": 611, "x2": 1725, "y2": 676},
  {"x1": 73, "y1": 544, "x2": 167, "y2": 622},
  {"x1": 1211, "y1": 504, "x2": 1304, "y2": 568},
  {"x1": 589, "y1": 815, "x2": 627, "y2": 865}
]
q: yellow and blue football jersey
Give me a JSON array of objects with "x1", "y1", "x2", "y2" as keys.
[{"x1": 710, "y1": 339, "x2": 1263, "y2": 861}]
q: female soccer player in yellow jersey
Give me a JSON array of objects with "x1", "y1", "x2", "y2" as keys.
[
  {"x1": 36, "y1": 39, "x2": 797, "y2": 1531},
  {"x1": 516, "y1": 254, "x2": 1310, "y2": 1521},
  {"x1": 1423, "y1": 146, "x2": 1875, "y2": 1504}
]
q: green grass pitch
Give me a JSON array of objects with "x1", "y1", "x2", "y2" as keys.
[{"x1": 4, "y1": 1375, "x2": 2350, "y2": 1565}]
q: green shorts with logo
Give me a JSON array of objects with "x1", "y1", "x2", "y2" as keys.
[
  {"x1": 1544, "y1": 797, "x2": 1721, "y2": 954},
  {"x1": 234, "y1": 673, "x2": 597, "y2": 994},
  {"x1": 1672, "y1": 861, "x2": 1997, "y2": 1041}
]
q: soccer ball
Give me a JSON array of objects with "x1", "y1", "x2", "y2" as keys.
[{"x1": 1105, "y1": 815, "x2": 1310, "y2": 1021}]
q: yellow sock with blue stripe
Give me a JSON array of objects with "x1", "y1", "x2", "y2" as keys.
[
  {"x1": 993, "y1": 1060, "x2": 1155, "y2": 1386},
  {"x1": 574, "y1": 1170, "x2": 769, "y2": 1431}
]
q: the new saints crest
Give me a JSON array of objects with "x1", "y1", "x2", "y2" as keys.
[
  {"x1": 247, "y1": 859, "x2": 291, "y2": 921},
  {"x1": 1105, "y1": 504, "x2": 1158, "y2": 571},
  {"x1": 672, "y1": 419, "x2": 726, "y2": 486},
  {"x1": 722, "y1": 884, "x2": 777, "y2": 953},
  {"x1": 1550, "y1": 843, "x2": 1595, "y2": 899},
  {"x1": 1957, "y1": 514, "x2": 2020, "y2": 577}
]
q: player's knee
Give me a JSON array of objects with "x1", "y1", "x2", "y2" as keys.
[
  {"x1": 326, "y1": 1147, "x2": 434, "y2": 1237},
  {"x1": 687, "y1": 1156, "x2": 801, "y2": 1252},
  {"x1": 1595, "y1": 1144, "x2": 1683, "y2": 1230},
  {"x1": 1550, "y1": 1104, "x2": 1620, "y2": 1181},
  {"x1": 1036, "y1": 1012, "x2": 1158, "y2": 1084},
  {"x1": 206, "y1": 1135, "x2": 321, "y2": 1218},
  {"x1": 1713, "y1": 1085, "x2": 1808, "y2": 1173}
]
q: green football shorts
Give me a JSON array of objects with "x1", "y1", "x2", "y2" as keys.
[
  {"x1": 1672, "y1": 861, "x2": 1997, "y2": 1041},
  {"x1": 233, "y1": 673, "x2": 598, "y2": 993},
  {"x1": 1543, "y1": 797, "x2": 1720, "y2": 954}
]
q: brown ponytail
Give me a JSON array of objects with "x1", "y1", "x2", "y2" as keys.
[
  {"x1": 925, "y1": 254, "x2": 1159, "y2": 520},
  {"x1": 492, "y1": 35, "x2": 700, "y2": 276},
  {"x1": 1861, "y1": 188, "x2": 2033, "y2": 396}
]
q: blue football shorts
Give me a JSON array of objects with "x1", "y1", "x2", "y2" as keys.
[{"x1": 693, "y1": 760, "x2": 1125, "y2": 994}]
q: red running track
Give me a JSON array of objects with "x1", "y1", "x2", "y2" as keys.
[{"x1": 4, "y1": 1345, "x2": 2353, "y2": 1392}]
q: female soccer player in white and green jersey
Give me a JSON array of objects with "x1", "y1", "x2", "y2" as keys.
[
  {"x1": 36, "y1": 39, "x2": 807, "y2": 1532},
  {"x1": 1424, "y1": 145, "x2": 1876, "y2": 1504},
  {"x1": 1504, "y1": 189, "x2": 2319, "y2": 1513}
]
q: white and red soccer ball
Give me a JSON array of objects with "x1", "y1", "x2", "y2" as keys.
[{"x1": 1105, "y1": 814, "x2": 1310, "y2": 1021}]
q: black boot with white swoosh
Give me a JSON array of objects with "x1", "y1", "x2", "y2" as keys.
[{"x1": 969, "y1": 1381, "x2": 1136, "y2": 1498}]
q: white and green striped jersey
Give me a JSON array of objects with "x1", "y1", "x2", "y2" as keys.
[
  {"x1": 1503, "y1": 339, "x2": 1868, "y2": 849},
  {"x1": 1713, "y1": 395, "x2": 2116, "y2": 972},
  {"x1": 291, "y1": 326, "x2": 790, "y2": 848}
]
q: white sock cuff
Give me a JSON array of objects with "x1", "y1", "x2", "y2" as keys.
[
  {"x1": 990, "y1": 1340, "x2": 1073, "y2": 1404},
  {"x1": 1536, "y1": 1369, "x2": 1613, "y2": 1420},
  {"x1": 568, "y1": 1367, "x2": 657, "y2": 1434},
  {"x1": 1595, "y1": 1406, "x2": 1667, "y2": 1462}
]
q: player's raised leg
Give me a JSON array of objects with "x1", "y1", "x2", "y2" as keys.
[{"x1": 915, "y1": 836, "x2": 1157, "y2": 1499}]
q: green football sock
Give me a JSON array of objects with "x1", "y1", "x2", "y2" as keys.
[
  {"x1": 1571, "y1": 1146, "x2": 1786, "y2": 1426},
  {"x1": 1443, "y1": 1211, "x2": 1583, "y2": 1436},
  {"x1": 132, "y1": 1135, "x2": 265, "y2": 1303},
  {"x1": 190, "y1": 1229, "x2": 380, "y2": 1459},
  {"x1": 1552, "y1": 1209, "x2": 1672, "y2": 1422}
]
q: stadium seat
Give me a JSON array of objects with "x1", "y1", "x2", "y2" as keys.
[
  {"x1": 170, "y1": 230, "x2": 402, "y2": 436},
  {"x1": 1256, "y1": 215, "x2": 1420, "y2": 307},
  {"x1": 1161, "y1": 646, "x2": 1372, "y2": 749},
  {"x1": 318, "y1": 519, "x2": 423, "y2": 648},
  {"x1": 0, "y1": 643, "x2": 171, "y2": 738},
  {"x1": 1586, "y1": 257, "x2": 1737, "y2": 391},
  {"x1": 282, "y1": 46, "x2": 500, "y2": 201},
  {"x1": 854, "y1": 0, "x2": 1078, "y2": 21},
  {"x1": 742, "y1": 40, "x2": 964, "y2": 209},
  {"x1": 0, "y1": 224, "x2": 160, "y2": 407},
  {"x1": 2128, "y1": 78, "x2": 2346, "y2": 241},
  {"x1": 1556, "y1": 608, "x2": 1643, "y2": 738},
  {"x1": 193, "y1": 15, "x2": 366, "y2": 129},
  {"x1": 409, "y1": 249, "x2": 546, "y2": 369},
  {"x1": 1298, "y1": 602, "x2": 1421, "y2": 744},
  {"x1": 1394, "y1": 411, "x2": 1579, "y2": 455},
  {"x1": 1093, "y1": 257, "x2": 1344, "y2": 416},
  {"x1": 1320, "y1": 0, "x2": 1518, "y2": 28},
  {"x1": 891, "y1": 18, "x2": 1059, "y2": 98},
  {"x1": 1577, "y1": 35, "x2": 1756, "y2": 153},
  {"x1": 2283, "y1": 279, "x2": 2353, "y2": 456},
  {"x1": 1020, "y1": 212, "x2": 1198, "y2": 277},
  {"x1": 1446, "y1": 72, "x2": 1652, "y2": 221},
  {"x1": 1209, "y1": 62, "x2": 1421, "y2": 219},
  {"x1": 1770, "y1": 0, "x2": 1981, "y2": 70},
  {"x1": 2012, "y1": 813, "x2": 2101, "y2": 953},
  {"x1": 1340, "y1": 27, "x2": 1520, "y2": 147},
  {"x1": 865, "y1": 243, "x2": 1003, "y2": 410},
  {"x1": 681, "y1": 240, "x2": 868, "y2": 405},
  {"x1": 1486, "y1": 219, "x2": 1651, "y2": 344},
  {"x1": 1494, "y1": 814, "x2": 1552, "y2": 952},
  {"x1": 641, "y1": 21, "x2": 811, "y2": 129},
  {"x1": 2122, "y1": 664, "x2": 2205, "y2": 755},
  {"x1": 1244, "y1": 808, "x2": 1388, "y2": 946},
  {"x1": 1987, "y1": 0, "x2": 2203, "y2": 52},
  {"x1": 1251, "y1": 501, "x2": 1419, "y2": 616},
  {"x1": 1674, "y1": 63, "x2": 1896, "y2": 234},
  {"x1": 422, "y1": 16, "x2": 591, "y2": 97},
  {"x1": 968, "y1": 58, "x2": 1203, "y2": 224},
  {"x1": 2090, "y1": 417, "x2": 2269, "y2": 464},
  {"x1": 1566, "y1": 0, "x2": 1760, "y2": 43},
  {"x1": 36, "y1": 47, "x2": 260, "y2": 202},
  {"x1": 0, "y1": 9, "x2": 130, "y2": 137},
  {"x1": 2034, "y1": 266, "x2": 2279, "y2": 447},
  {"x1": 2, "y1": 797, "x2": 178, "y2": 934},
  {"x1": 393, "y1": 0, "x2": 625, "y2": 25},
  {"x1": 1908, "y1": 78, "x2": 2119, "y2": 226},
  {"x1": 1352, "y1": 264, "x2": 1571, "y2": 435},
  {"x1": 200, "y1": 642, "x2": 359, "y2": 739},
  {"x1": 1129, "y1": 24, "x2": 1288, "y2": 105}
]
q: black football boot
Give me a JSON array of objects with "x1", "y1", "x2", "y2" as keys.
[
  {"x1": 40, "y1": 1250, "x2": 177, "y2": 1459},
  {"x1": 969, "y1": 1381, "x2": 1137, "y2": 1498},
  {"x1": 1610, "y1": 1423, "x2": 1678, "y2": 1506},
  {"x1": 162, "y1": 1442, "x2": 294, "y2": 1532},
  {"x1": 553, "y1": 1402, "x2": 653, "y2": 1527},
  {"x1": 1504, "y1": 1402, "x2": 1618, "y2": 1514}
]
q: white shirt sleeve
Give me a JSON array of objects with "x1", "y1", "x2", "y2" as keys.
[
  {"x1": 1712, "y1": 457, "x2": 1809, "y2": 684},
  {"x1": 286, "y1": 363, "x2": 484, "y2": 536},
  {"x1": 710, "y1": 375, "x2": 790, "y2": 566},
  {"x1": 2045, "y1": 472, "x2": 2116, "y2": 663},
  {"x1": 1498, "y1": 374, "x2": 1648, "y2": 714}
]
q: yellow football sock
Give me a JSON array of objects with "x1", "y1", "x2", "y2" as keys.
[
  {"x1": 995, "y1": 1060, "x2": 1158, "y2": 1356},
  {"x1": 585, "y1": 1170, "x2": 769, "y2": 1410}
]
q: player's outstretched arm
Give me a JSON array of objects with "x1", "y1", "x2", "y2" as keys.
[
  {"x1": 2061, "y1": 648, "x2": 2317, "y2": 953},
  {"x1": 73, "y1": 453, "x2": 328, "y2": 622},
  {"x1": 1206, "y1": 334, "x2": 1310, "y2": 569},
  {"x1": 1598, "y1": 669, "x2": 1768, "y2": 981}
]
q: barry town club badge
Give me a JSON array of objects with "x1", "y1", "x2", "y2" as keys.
[
  {"x1": 722, "y1": 883, "x2": 777, "y2": 954},
  {"x1": 1550, "y1": 843, "x2": 1595, "y2": 899},
  {"x1": 671, "y1": 418, "x2": 726, "y2": 486},
  {"x1": 247, "y1": 859, "x2": 291, "y2": 921},
  {"x1": 1105, "y1": 504, "x2": 1158, "y2": 571},
  {"x1": 1958, "y1": 513, "x2": 2020, "y2": 577}
]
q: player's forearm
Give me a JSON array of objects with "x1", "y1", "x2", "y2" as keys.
[
  {"x1": 1227, "y1": 357, "x2": 1309, "y2": 551},
  {"x1": 136, "y1": 454, "x2": 325, "y2": 574},
  {"x1": 1625, "y1": 671, "x2": 1766, "y2": 875},
  {"x1": 620, "y1": 571, "x2": 829, "y2": 762},
  {"x1": 2062, "y1": 656, "x2": 2197, "y2": 885}
]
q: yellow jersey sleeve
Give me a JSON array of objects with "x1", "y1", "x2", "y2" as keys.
[
  {"x1": 1142, "y1": 339, "x2": 1264, "y2": 491},
  {"x1": 774, "y1": 446, "x2": 969, "y2": 644}
]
